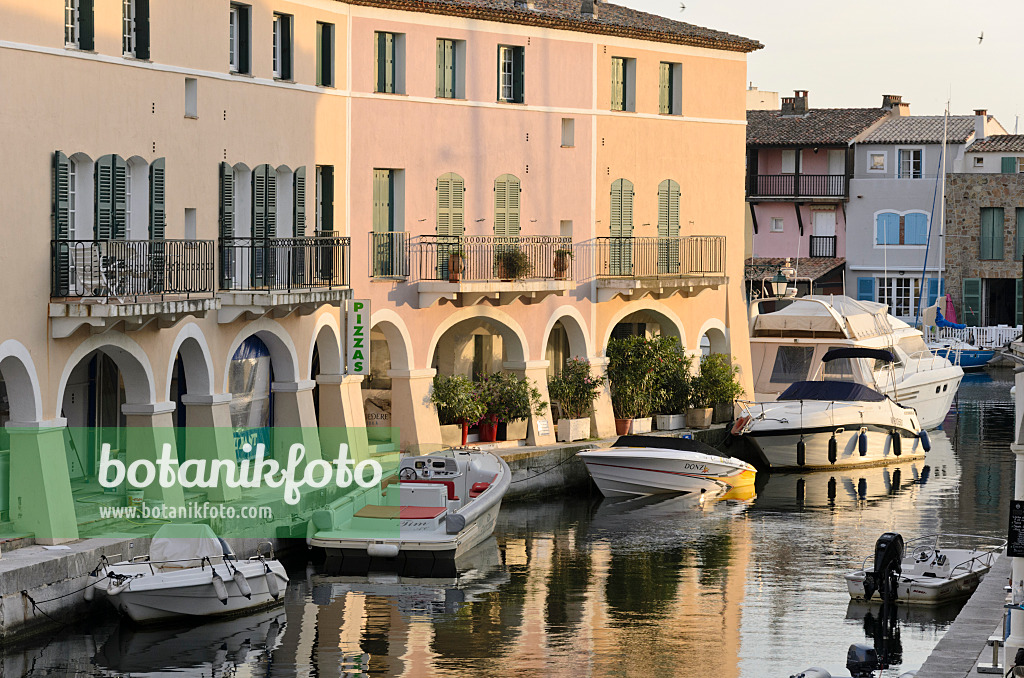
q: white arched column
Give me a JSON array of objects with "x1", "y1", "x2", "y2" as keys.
[{"x1": 502, "y1": 360, "x2": 556, "y2": 447}]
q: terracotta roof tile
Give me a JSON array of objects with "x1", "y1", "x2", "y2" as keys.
[
  {"x1": 861, "y1": 116, "x2": 977, "y2": 145},
  {"x1": 747, "y1": 108, "x2": 889, "y2": 147},
  {"x1": 967, "y1": 134, "x2": 1024, "y2": 152},
  {"x1": 745, "y1": 257, "x2": 845, "y2": 282}
]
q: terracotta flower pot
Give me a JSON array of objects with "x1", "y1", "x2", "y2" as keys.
[
  {"x1": 614, "y1": 418, "x2": 632, "y2": 436},
  {"x1": 448, "y1": 253, "x2": 464, "y2": 283}
]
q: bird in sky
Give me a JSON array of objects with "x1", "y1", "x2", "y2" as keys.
[
  {"x1": 680, "y1": 3, "x2": 686, "y2": 12},
  {"x1": 978, "y1": 31, "x2": 984, "y2": 44}
]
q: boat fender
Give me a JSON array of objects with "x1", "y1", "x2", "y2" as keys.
[
  {"x1": 731, "y1": 416, "x2": 750, "y2": 436},
  {"x1": 918, "y1": 429, "x2": 931, "y2": 452},
  {"x1": 788, "y1": 669, "x2": 832, "y2": 678},
  {"x1": 858, "y1": 477, "x2": 867, "y2": 500},
  {"x1": 891, "y1": 431, "x2": 902, "y2": 457},
  {"x1": 367, "y1": 542, "x2": 400, "y2": 558},
  {"x1": 828, "y1": 435, "x2": 838, "y2": 465},
  {"x1": 796, "y1": 439, "x2": 806, "y2": 467},
  {"x1": 265, "y1": 566, "x2": 281, "y2": 600},
  {"x1": 446, "y1": 512, "x2": 467, "y2": 535},
  {"x1": 859, "y1": 430, "x2": 868, "y2": 457},
  {"x1": 232, "y1": 568, "x2": 252, "y2": 600},
  {"x1": 84, "y1": 575, "x2": 97, "y2": 601},
  {"x1": 211, "y1": 569, "x2": 229, "y2": 605}
]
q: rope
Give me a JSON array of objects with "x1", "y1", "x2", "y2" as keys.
[
  {"x1": 510, "y1": 451, "x2": 580, "y2": 484},
  {"x1": 21, "y1": 591, "x2": 65, "y2": 627},
  {"x1": 23, "y1": 573, "x2": 110, "y2": 605}
]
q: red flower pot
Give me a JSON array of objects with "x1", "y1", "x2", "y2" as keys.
[
  {"x1": 479, "y1": 421, "x2": 499, "y2": 442},
  {"x1": 614, "y1": 418, "x2": 632, "y2": 436}
]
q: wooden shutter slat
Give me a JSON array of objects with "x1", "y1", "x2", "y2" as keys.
[
  {"x1": 95, "y1": 154, "x2": 114, "y2": 240},
  {"x1": 149, "y1": 158, "x2": 166, "y2": 291},
  {"x1": 1002, "y1": 157, "x2": 1017, "y2": 174},
  {"x1": 962, "y1": 278, "x2": 982, "y2": 326},
  {"x1": 659, "y1": 63, "x2": 670, "y2": 114},
  {"x1": 436, "y1": 39, "x2": 445, "y2": 97}
]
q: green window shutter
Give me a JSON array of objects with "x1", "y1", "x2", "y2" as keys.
[
  {"x1": 437, "y1": 174, "x2": 452, "y2": 236},
  {"x1": 317, "y1": 23, "x2": 323, "y2": 85},
  {"x1": 374, "y1": 33, "x2": 383, "y2": 92},
  {"x1": 282, "y1": 16, "x2": 293, "y2": 80},
  {"x1": 436, "y1": 172, "x2": 464, "y2": 277},
  {"x1": 372, "y1": 169, "x2": 392, "y2": 233},
  {"x1": 609, "y1": 178, "x2": 633, "y2": 275},
  {"x1": 319, "y1": 165, "x2": 334, "y2": 232},
  {"x1": 53, "y1": 151, "x2": 71, "y2": 296},
  {"x1": 135, "y1": 0, "x2": 150, "y2": 59},
  {"x1": 294, "y1": 166, "x2": 306, "y2": 237},
  {"x1": 112, "y1": 155, "x2": 128, "y2": 240},
  {"x1": 659, "y1": 63, "x2": 670, "y2": 114},
  {"x1": 219, "y1": 162, "x2": 234, "y2": 288},
  {"x1": 962, "y1": 278, "x2": 982, "y2": 326},
  {"x1": 149, "y1": 158, "x2": 166, "y2": 291},
  {"x1": 252, "y1": 165, "x2": 267, "y2": 286},
  {"x1": 514, "y1": 48, "x2": 525, "y2": 103},
  {"x1": 238, "y1": 7, "x2": 250, "y2": 74},
  {"x1": 444, "y1": 40, "x2": 455, "y2": 98},
  {"x1": 385, "y1": 33, "x2": 395, "y2": 93},
  {"x1": 507, "y1": 175, "x2": 520, "y2": 237},
  {"x1": 980, "y1": 207, "x2": 1004, "y2": 260},
  {"x1": 1017, "y1": 278, "x2": 1023, "y2": 327},
  {"x1": 79, "y1": 0, "x2": 94, "y2": 51},
  {"x1": 435, "y1": 39, "x2": 445, "y2": 98},
  {"x1": 494, "y1": 176, "x2": 508, "y2": 237},
  {"x1": 657, "y1": 179, "x2": 680, "y2": 273},
  {"x1": 451, "y1": 174, "x2": 464, "y2": 236},
  {"x1": 1017, "y1": 208, "x2": 1024, "y2": 261},
  {"x1": 266, "y1": 170, "x2": 277, "y2": 238},
  {"x1": 95, "y1": 154, "x2": 114, "y2": 240},
  {"x1": 1002, "y1": 157, "x2": 1017, "y2": 174},
  {"x1": 611, "y1": 57, "x2": 624, "y2": 111}
]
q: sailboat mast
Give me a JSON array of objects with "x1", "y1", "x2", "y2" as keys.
[{"x1": 938, "y1": 104, "x2": 948, "y2": 301}]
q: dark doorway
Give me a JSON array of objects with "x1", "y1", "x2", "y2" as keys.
[{"x1": 984, "y1": 278, "x2": 1015, "y2": 325}]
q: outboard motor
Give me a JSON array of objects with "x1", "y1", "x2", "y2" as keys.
[
  {"x1": 846, "y1": 643, "x2": 879, "y2": 678},
  {"x1": 862, "y1": 532, "x2": 904, "y2": 602}
]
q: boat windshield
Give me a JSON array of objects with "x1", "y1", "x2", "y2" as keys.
[
  {"x1": 897, "y1": 335, "x2": 932, "y2": 359},
  {"x1": 821, "y1": 346, "x2": 857, "y2": 382},
  {"x1": 770, "y1": 346, "x2": 815, "y2": 383}
]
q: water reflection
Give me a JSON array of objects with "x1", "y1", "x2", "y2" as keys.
[{"x1": 3, "y1": 370, "x2": 1017, "y2": 678}]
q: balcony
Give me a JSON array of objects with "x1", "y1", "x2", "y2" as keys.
[
  {"x1": 809, "y1": 235, "x2": 837, "y2": 258},
  {"x1": 218, "y1": 233, "x2": 351, "y2": 323},
  {"x1": 594, "y1": 236, "x2": 727, "y2": 302},
  {"x1": 49, "y1": 239, "x2": 218, "y2": 337},
  {"x1": 369, "y1": 233, "x2": 574, "y2": 307},
  {"x1": 748, "y1": 174, "x2": 847, "y2": 200}
]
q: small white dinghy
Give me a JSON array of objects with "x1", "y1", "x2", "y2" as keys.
[
  {"x1": 87, "y1": 523, "x2": 289, "y2": 623},
  {"x1": 577, "y1": 435, "x2": 756, "y2": 498},
  {"x1": 845, "y1": 532, "x2": 1005, "y2": 605}
]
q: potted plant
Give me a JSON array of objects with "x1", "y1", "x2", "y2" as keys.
[
  {"x1": 653, "y1": 337, "x2": 692, "y2": 431},
  {"x1": 553, "y1": 248, "x2": 573, "y2": 280},
  {"x1": 494, "y1": 247, "x2": 532, "y2": 281},
  {"x1": 477, "y1": 372, "x2": 547, "y2": 442},
  {"x1": 447, "y1": 249, "x2": 466, "y2": 283},
  {"x1": 429, "y1": 374, "x2": 485, "y2": 446},
  {"x1": 687, "y1": 354, "x2": 744, "y2": 429},
  {"x1": 547, "y1": 357, "x2": 604, "y2": 442},
  {"x1": 606, "y1": 335, "x2": 660, "y2": 435}
]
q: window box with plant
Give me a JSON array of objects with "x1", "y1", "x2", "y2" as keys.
[
  {"x1": 606, "y1": 335, "x2": 662, "y2": 435},
  {"x1": 476, "y1": 372, "x2": 546, "y2": 442},
  {"x1": 553, "y1": 248, "x2": 573, "y2": 280},
  {"x1": 429, "y1": 374, "x2": 485, "y2": 447},
  {"x1": 494, "y1": 247, "x2": 532, "y2": 281},
  {"x1": 687, "y1": 353, "x2": 744, "y2": 429},
  {"x1": 547, "y1": 357, "x2": 604, "y2": 442}
]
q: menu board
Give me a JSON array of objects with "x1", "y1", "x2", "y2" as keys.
[{"x1": 1008, "y1": 500, "x2": 1024, "y2": 557}]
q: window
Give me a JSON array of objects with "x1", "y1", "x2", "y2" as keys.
[
  {"x1": 1001, "y1": 157, "x2": 1024, "y2": 173},
  {"x1": 875, "y1": 212, "x2": 927, "y2": 245},
  {"x1": 184, "y1": 208, "x2": 196, "y2": 240},
  {"x1": 897, "y1": 149, "x2": 922, "y2": 178},
  {"x1": 770, "y1": 346, "x2": 814, "y2": 383},
  {"x1": 375, "y1": 31, "x2": 401, "y2": 94},
  {"x1": 877, "y1": 277, "x2": 921, "y2": 318},
  {"x1": 184, "y1": 77, "x2": 198, "y2": 118},
  {"x1": 317, "y1": 22, "x2": 335, "y2": 87},
  {"x1": 1017, "y1": 208, "x2": 1024, "y2": 261},
  {"x1": 770, "y1": 217, "x2": 784, "y2": 232},
  {"x1": 497, "y1": 45, "x2": 525, "y2": 103},
  {"x1": 272, "y1": 13, "x2": 293, "y2": 80},
  {"x1": 974, "y1": 156, "x2": 985, "y2": 168},
  {"x1": 610, "y1": 56, "x2": 635, "y2": 112},
  {"x1": 561, "y1": 118, "x2": 575, "y2": 147},
  {"x1": 372, "y1": 169, "x2": 404, "y2": 277},
  {"x1": 980, "y1": 207, "x2": 1004, "y2": 260},
  {"x1": 316, "y1": 166, "x2": 334, "y2": 232},
  {"x1": 229, "y1": 4, "x2": 251, "y2": 74},
  {"x1": 122, "y1": 0, "x2": 135, "y2": 55},
  {"x1": 65, "y1": 0, "x2": 93, "y2": 50},
  {"x1": 436, "y1": 39, "x2": 460, "y2": 98},
  {"x1": 822, "y1": 346, "x2": 857, "y2": 382},
  {"x1": 868, "y1": 153, "x2": 886, "y2": 172},
  {"x1": 781, "y1": 149, "x2": 796, "y2": 174},
  {"x1": 659, "y1": 62, "x2": 682, "y2": 115}
]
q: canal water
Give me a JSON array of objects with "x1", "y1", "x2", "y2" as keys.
[{"x1": 3, "y1": 369, "x2": 1017, "y2": 678}]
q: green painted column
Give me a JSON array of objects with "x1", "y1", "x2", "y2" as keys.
[
  {"x1": 180, "y1": 393, "x2": 242, "y2": 502},
  {"x1": 272, "y1": 380, "x2": 323, "y2": 471},
  {"x1": 122, "y1": 403, "x2": 186, "y2": 506},
  {"x1": 6, "y1": 421, "x2": 79, "y2": 543}
]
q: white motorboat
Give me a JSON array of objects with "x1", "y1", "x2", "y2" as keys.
[
  {"x1": 576, "y1": 435, "x2": 756, "y2": 498},
  {"x1": 749, "y1": 295, "x2": 963, "y2": 429},
  {"x1": 736, "y1": 348, "x2": 930, "y2": 470},
  {"x1": 307, "y1": 448, "x2": 510, "y2": 575},
  {"x1": 88, "y1": 523, "x2": 289, "y2": 623},
  {"x1": 845, "y1": 532, "x2": 1004, "y2": 605}
]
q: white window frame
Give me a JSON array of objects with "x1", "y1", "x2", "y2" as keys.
[
  {"x1": 122, "y1": 0, "x2": 136, "y2": 57},
  {"x1": 272, "y1": 13, "x2": 283, "y2": 79},
  {"x1": 68, "y1": 160, "x2": 78, "y2": 234},
  {"x1": 897, "y1": 148, "x2": 924, "y2": 179},
  {"x1": 228, "y1": 5, "x2": 240, "y2": 72},
  {"x1": 781, "y1": 149, "x2": 796, "y2": 174},
  {"x1": 769, "y1": 217, "x2": 784, "y2": 233},
  {"x1": 65, "y1": 0, "x2": 79, "y2": 48},
  {"x1": 561, "y1": 118, "x2": 575, "y2": 148},
  {"x1": 876, "y1": 276, "x2": 921, "y2": 319},
  {"x1": 868, "y1": 152, "x2": 886, "y2": 172},
  {"x1": 499, "y1": 46, "x2": 514, "y2": 102},
  {"x1": 973, "y1": 156, "x2": 985, "y2": 168}
]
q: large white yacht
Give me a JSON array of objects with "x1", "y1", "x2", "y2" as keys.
[{"x1": 749, "y1": 296, "x2": 962, "y2": 430}]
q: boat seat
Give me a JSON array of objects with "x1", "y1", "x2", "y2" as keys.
[
  {"x1": 401, "y1": 479, "x2": 458, "y2": 501},
  {"x1": 354, "y1": 505, "x2": 447, "y2": 520},
  {"x1": 470, "y1": 474, "x2": 498, "y2": 498}
]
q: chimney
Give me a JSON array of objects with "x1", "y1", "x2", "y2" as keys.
[
  {"x1": 781, "y1": 90, "x2": 808, "y2": 116},
  {"x1": 975, "y1": 109, "x2": 988, "y2": 141},
  {"x1": 581, "y1": 0, "x2": 596, "y2": 17},
  {"x1": 882, "y1": 94, "x2": 901, "y2": 110}
]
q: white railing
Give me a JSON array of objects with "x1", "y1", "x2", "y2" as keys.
[{"x1": 923, "y1": 325, "x2": 1022, "y2": 349}]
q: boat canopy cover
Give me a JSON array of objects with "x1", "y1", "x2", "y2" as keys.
[
  {"x1": 822, "y1": 347, "x2": 895, "y2": 363},
  {"x1": 150, "y1": 523, "x2": 225, "y2": 568},
  {"x1": 777, "y1": 380, "x2": 887, "y2": 402},
  {"x1": 612, "y1": 435, "x2": 720, "y2": 456},
  {"x1": 753, "y1": 295, "x2": 892, "y2": 340}
]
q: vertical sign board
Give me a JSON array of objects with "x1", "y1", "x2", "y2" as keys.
[
  {"x1": 346, "y1": 299, "x2": 370, "y2": 375},
  {"x1": 1009, "y1": 500, "x2": 1024, "y2": 557}
]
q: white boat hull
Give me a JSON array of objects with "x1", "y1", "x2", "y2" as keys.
[
  {"x1": 844, "y1": 568, "x2": 986, "y2": 605},
  {"x1": 746, "y1": 427, "x2": 923, "y2": 470},
  {"x1": 577, "y1": 448, "x2": 756, "y2": 498}
]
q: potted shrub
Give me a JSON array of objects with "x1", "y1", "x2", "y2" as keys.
[
  {"x1": 447, "y1": 249, "x2": 466, "y2": 283},
  {"x1": 606, "y1": 335, "x2": 660, "y2": 435},
  {"x1": 494, "y1": 247, "x2": 532, "y2": 281},
  {"x1": 687, "y1": 354, "x2": 744, "y2": 429},
  {"x1": 477, "y1": 372, "x2": 546, "y2": 442},
  {"x1": 553, "y1": 248, "x2": 573, "y2": 280},
  {"x1": 547, "y1": 357, "x2": 604, "y2": 442},
  {"x1": 653, "y1": 338, "x2": 692, "y2": 431},
  {"x1": 429, "y1": 374, "x2": 485, "y2": 446}
]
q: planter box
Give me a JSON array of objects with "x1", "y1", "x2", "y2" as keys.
[
  {"x1": 655, "y1": 414, "x2": 686, "y2": 430},
  {"x1": 712, "y1": 402, "x2": 734, "y2": 424},
  {"x1": 629, "y1": 417, "x2": 652, "y2": 434},
  {"x1": 440, "y1": 424, "x2": 464, "y2": 448},
  {"x1": 506, "y1": 419, "x2": 529, "y2": 441},
  {"x1": 686, "y1": 408, "x2": 713, "y2": 429},
  {"x1": 557, "y1": 417, "x2": 591, "y2": 442}
]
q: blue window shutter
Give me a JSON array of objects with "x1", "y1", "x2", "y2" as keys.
[
  {"x1": 857, "y1": 277, "x2": 875, "y2": 301},
  {"x1": 926, "y1": 278, "x2": 939, "y2": 306},
  {"x1": 876, "y1": 212, "x2": 899, "y2": 245},
  {"x1": 905, "y1": 213, "x2": 928, "y2": 245}
]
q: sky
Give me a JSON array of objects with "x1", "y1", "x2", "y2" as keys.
[{"x1": 618, "y1": 0, "x2": 1024, "y2": 131}]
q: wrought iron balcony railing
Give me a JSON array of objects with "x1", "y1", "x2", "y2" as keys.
[
  {"x1": 809, "y1": 235, "x2": 837, "y2": 258},
  {"x1": 750, "y1": 174, "x2": 847, "y2": 198},
  {"x1": 595, "y1": 235, "x2": 725, "y2": 278},
  {"x1": 220, "y1": 233, "x2": 350, "y2": 291},
  {"x1": 51, "y1": 239, "x2": 215, "y2": 300}
]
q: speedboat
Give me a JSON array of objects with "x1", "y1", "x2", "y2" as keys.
[
  {"x1": 87, "y1": 523, "x2": 289, "y2": 623},
  {"x1": 576, "y1": 435, "x2": 756, "y2": 498},
  {"x1": 735, "y1": 348, "x2": 929, "y2": 470},
  {"x1": 749, "y1": 296, "x2": 963, "y2": 429},
  {"x1": 845, "y1": 532, "x2": 1005, "y2": 605},
  {"x1": 307, "y1": 448, "x2": 510, "y2": 575}
]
